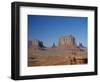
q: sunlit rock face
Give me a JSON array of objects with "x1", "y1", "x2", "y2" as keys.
[
  {"x1": 58, "y1": 35, "x2": 77, "y2": 49},
  {"x1": 28, "y1": 39, "x2": 44, "y2": 49}
]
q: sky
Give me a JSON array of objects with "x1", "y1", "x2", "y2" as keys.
[{"x1": 28, "y1": 15, "x2": 87, "y2": 47}]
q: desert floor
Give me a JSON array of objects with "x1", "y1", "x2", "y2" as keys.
[{"x1": 28, "y1": 47, "x2": 87, "y2": 66}]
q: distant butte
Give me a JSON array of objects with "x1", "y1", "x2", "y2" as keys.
[{"x1": 29, "y1": 35, "x2": 86, "y2": 50}]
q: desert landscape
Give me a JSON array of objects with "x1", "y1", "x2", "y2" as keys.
[{"x1": 28, "y1": 35, "x2": 87, "y2": 66}]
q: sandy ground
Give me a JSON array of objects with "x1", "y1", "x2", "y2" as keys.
[{"x1": 28, "y1": 47, "x2": 87, "y2": 66}]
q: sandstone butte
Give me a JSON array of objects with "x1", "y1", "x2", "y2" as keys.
[{"x1": 28, "y1": 35, "x2": 87, "y2": 66}]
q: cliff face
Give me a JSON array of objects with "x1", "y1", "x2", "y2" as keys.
[
  {"x1": 28, "y1": 40, "x2": 44, "y2": 49},
  {"x1": 58, "y1": 35, "x2": 76, "y2": 48}
]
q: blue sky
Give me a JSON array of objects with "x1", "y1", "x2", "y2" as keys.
[{"x1": 28, "y1": 15, "x2": 87, "y2": 47}]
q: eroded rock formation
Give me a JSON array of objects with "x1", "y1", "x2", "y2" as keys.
[
  {"x1": 58, "y1": 35, "x2": 76, "y2": 48},
  {"x1": 28, "y1": 39, "x2": 44, "y2": 49}
]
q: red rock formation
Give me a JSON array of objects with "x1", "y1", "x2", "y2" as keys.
[{"x1": 58, "y1": 35, "x2": 77, "y2": 49}]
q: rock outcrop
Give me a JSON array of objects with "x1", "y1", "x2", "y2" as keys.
[
  {"x1": 28, "y1": 40, "x2": 44, "y2": 49},
  {"x1": 58, "y1": 35, "x2": 76, "y2": 48}
]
